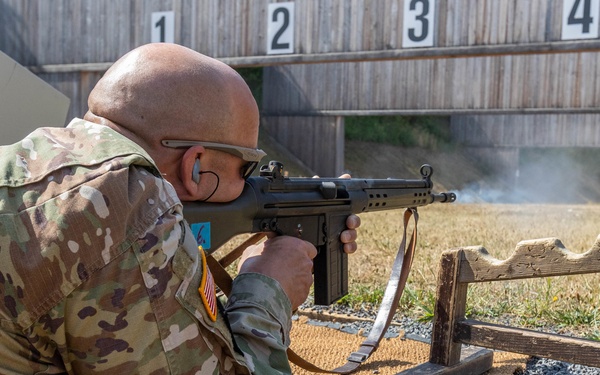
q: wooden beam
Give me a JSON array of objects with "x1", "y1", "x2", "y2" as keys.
[
  {"x1": 261, "y1": 108, "x2": 600, "y2": 116},
  {"x1": 26, "y1": 39, "x2": 600, "y2": 73},
  {"x1": 400, "y1": 346, "x2": 493, "y2": 375},
  {"x1": 456, "y1": 236, "x2": 600, "y2": 283},
  {"x1": 222, "y1": 40, "x2": 600, "y2": 67},
  {"x1": 455, "y1": 319, "x2": 600, "y2": 369},
  {"x1": 28, "y1": 62, "x2": 113, "y2": 73}
]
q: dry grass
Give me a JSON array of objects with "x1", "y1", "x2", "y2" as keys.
[
  {"x1": 351, "y1": 203, "x2": 600, "y2": 285},
  {"x1": 348, "y1": 203, "x2": 600, "y2": 336}
]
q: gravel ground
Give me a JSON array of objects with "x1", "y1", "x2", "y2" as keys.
[{"x1": 297, "y1": 302, "x2": 600, "y2": 375}]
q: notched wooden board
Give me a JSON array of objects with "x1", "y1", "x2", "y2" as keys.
[{"x1": 447, "y1": 235, "x2": 600, "y2": 283}]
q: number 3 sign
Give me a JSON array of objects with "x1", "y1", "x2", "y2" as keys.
[
  {"x1": 267, "y1": 2, "x2": 295, "y2": 54},
  {"x1": 403, "y1": 0, "x2": 436, "y2": 48}
]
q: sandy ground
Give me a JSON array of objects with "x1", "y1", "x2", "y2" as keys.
[{"x1": 289, "y1": 316, "x2": 528, "y2": 375}]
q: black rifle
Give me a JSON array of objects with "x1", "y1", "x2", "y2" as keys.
[{"x1": 183, "y1": 161, "x2": 456, "y2": 305}]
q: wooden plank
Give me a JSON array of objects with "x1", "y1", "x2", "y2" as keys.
[
  {"x1": 429, "y1": 251, "x2": 468, "y2": 366},
  {"x1": 334, "y1": 116, "x2": 344, "y2": 174},
  {"x1": 547, "y1": 0, "x2": 563, "y2": 41},
  {"x1": 512, "y1": 0, "x2": 525, "y2": 43},
  {"x1": 431, "y1": 59, "x2": 447, "y2": 108},
  {"x1": 482, "y1": 57, "x2": 492, "y2": 109},
  {"x1": 455, "y1": 319, "x2": 600, "y2": 368},
  {"x1": 446, "y1": 0, "x2": 458, "y2": 46},
  {"x1": 401, "y1": 346, "x2": 493, "y2": 375},
  {"x1": 456, "y1": 236, "x2": 600, "y2": 283},
  {"x1": 581, "y1": 53, "x2": 596, "y2": 107},
  {"x1": 466, "y1": 0, "x2": 477, "y2": 46},
  {"x1": 436, "y1": 0, "x2": 447, "y2": 47},
  {"x1": 262, "y1": 108, "x2": 600, "y2": 116},
  {"x1": 496, "y1": 1, "x2": 508, "y2": 44},
  {"x1": 503, "y1": 0, "x2": 514, "y2": 44},
  {"x1": 385, "y1": 0, "x2": 400, "y2": 49},
  {"x1": 28, "y1": 63, "x2": 113, "y2": 73}
]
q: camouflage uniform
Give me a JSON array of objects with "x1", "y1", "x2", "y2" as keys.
[{"x1": 0, "y1": 118, "x2": 293, "y2": 374}]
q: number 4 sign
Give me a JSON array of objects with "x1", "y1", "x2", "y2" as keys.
[{"x1": 562, "y1": 0, "x2": 600, "y2": 40}]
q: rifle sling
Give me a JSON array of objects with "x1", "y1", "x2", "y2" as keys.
[
  {"x1": 206, "y1": 233, "x2": 267, "y2": 296},
  {"x1": 206, "y1": 208, "x2": 419, "y2": 374}
]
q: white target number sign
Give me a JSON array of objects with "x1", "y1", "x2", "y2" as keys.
[
  {"x1": 562, "y1": 0, "x2": 600, "y2": 40},
  {"x1": 267, "y1": 2, "x2": 295, "y2": 54},
  {"x1": 403, "y1": 0, "x2": 436, "y2": 48},
  {"x1": 151, "y1": 11, "x2": 175, "y2": 43}
]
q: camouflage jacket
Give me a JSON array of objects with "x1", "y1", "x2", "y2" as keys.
[{"x1": 0, "y1": 118, "x2": 293, "y2": 374}]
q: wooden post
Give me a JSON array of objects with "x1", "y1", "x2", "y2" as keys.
[{"x1": 429, "y1": 250, "x2": 469, "y2": 366}]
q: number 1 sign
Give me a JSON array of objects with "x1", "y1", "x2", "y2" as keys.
[
  {"x1": 562, "y1": 0, "x2": 600, "y2": 40},
  {"x1": 151, "y1": 11, "x2": 175, "y2": 43}
]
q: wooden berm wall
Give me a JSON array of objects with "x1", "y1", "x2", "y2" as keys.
[{"x1": 2, "y1": 0, "x2": 600, "y2": 176}]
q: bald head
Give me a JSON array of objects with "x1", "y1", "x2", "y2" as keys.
[{"x1": 85, "y1": 43, "x2": 259, "y2": 151}]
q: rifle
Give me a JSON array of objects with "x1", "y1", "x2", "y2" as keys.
[{"x1": 183, "y1": 161, "x2": 456, "y2": 305}]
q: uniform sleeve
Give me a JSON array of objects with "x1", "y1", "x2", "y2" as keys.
[{"x1": 224, "y1": 272, "x2": 294, "y2": 374}]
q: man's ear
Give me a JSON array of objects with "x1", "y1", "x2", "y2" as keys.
[{"x1": 180, "y1": 145, "x2": 205, "y2": 196}]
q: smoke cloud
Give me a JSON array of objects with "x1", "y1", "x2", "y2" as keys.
[{"x1": 452, "y1": 148, "x2": 600, "y2": 204}]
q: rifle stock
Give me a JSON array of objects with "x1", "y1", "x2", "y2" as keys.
[{"x1": 183, "y1": 161, "x2": 456, "y2": 305}]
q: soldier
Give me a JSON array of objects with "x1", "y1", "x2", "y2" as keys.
[{"x1": 0, "y1": 43, "x2": 360, "y2": 374}]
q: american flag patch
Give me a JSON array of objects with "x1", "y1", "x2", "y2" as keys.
[{"x1": 198, "y1": 247, "x2": 217, "y2": 322}]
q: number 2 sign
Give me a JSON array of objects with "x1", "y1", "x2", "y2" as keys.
[
  {"x1": 562, "y1": 0, "x2": 600, "y2": 40},
  {"x1": 267, "y1": 2, "x2": 294, "y2": 54}
]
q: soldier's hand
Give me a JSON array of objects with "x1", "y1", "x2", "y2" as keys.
[
  {"x1": 335, "y1": 173, "x2": 361, "y2": 255},
  {"x1": 341, "y1": 214, "x2": 361, "y2": 254},
  {"x1": 238, "y1": 236, "x2": 317, "y2": 310}
]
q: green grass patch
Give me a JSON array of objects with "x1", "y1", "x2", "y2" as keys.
[
  {"x1": 338, "y1": 285, "x2": 385, "y2": 307},
  {"x1": 339, "y1": 283, "x2": 438, "y2": 323},
  {"x1": 345, "y1": 116, "x2": 451, "y2": 148}
]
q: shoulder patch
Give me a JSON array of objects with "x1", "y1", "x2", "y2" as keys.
[{"x1": 198, "y1": 246, "x2": 217, "y2": 322}]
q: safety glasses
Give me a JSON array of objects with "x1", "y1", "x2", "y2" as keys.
[{"x1": 161, "y1": 140, "x2": 266, "y2": 179}]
